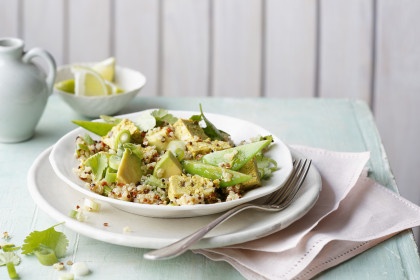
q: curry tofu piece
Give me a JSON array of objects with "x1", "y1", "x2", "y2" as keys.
[
  {"x1": 173, "y1": 119, "x2": 209, "y2": 142},
  {"x1": 102, "y1": 119, "x2": 142, "y2": 148},
  {"x1": 238, "y1": 157, "x2": 261, "y2": 190},
  {"x1": 168, "y1": 175, "x2": 216, "y2": 202},
  {"x1": 186, "y1": 140, "x2": 232, "y2": 158},
  {"x1": 144, "y1": 126, "x2": 176, "y2": 152}
]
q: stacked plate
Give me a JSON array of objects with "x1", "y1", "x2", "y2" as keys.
[{"x1": 27, "y1": 110, "x2": 321, "y2": 249}]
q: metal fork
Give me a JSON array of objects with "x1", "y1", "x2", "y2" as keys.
[{"x1": 144, "y1": 159, "x2": 312, "y2": 260}]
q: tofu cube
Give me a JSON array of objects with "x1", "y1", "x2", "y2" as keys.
[
  {"x1": 102, "y1": 119, "x2": 142, "y2": 148},
  {"x1": 186, "y1": 140, "x2": 232, "y2": 158},
  {"x1": 173, "y1": 119, "x2": 209, "y2": 142},
  {"x1": 168, "y1": 175, "x2": 216, "y2": 202},
  {"x1": 144, "y1": 127, "x2": 176, "y2": 152}
]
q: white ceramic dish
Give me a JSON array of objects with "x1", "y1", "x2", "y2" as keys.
[
  {"x1": 29, "y1": 146, "x2": 321, "y2": 249},
  {"x1": 54, "y1": 64, "x2": 146, "y2": 117},
  {"x1": 49, "y1": 110, "x2": 294, "y2": 218}
]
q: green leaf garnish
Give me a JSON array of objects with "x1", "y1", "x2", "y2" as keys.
[
  {"x1": 21, "y1": 223, "x2": 68, "y2": 259},
  {"x1": 137, "y1": 109, "x2": 178, "y2": 131},
  {"x1": 84, "y1": 152, "x2": 109, "y2": 181},
  {"x1": 100, "y1": 115, "x2": 123, "y2": 125},
  {"x1": 189, "y1": 114, "x2": 202, "y2": 122},
  {"x1": 151, "y1": 109, "x2": 178, "y2": 126},
  {"x1": 194, "y1": 104, "x2": 224, "y2": 140},
  {"x1": 255, "y1": 154, "x2": 278, "y2": 179},
  {"x1": 136, "y1": 112, "x2": 156, "y2": 132}
]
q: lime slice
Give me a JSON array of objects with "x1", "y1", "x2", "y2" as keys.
[
  {"x1": 105, "y1": 80, "x2": 124, "y2": 95},
  {"x1": 71, "y1": 66, "x2": 109, "y2": 97},
  {"x1": 55, "y1": 79, "x2": 75, "y2": 93},
  {"x1": 91, "y1": 57, "x2": 115, "y2": 82}
]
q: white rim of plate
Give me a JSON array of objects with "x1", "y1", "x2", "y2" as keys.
[{"x1": 28, "y1": 146, "x2": 321, "y2": 249}]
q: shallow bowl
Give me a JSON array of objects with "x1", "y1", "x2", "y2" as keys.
[
  {"x1": 49, "y1": 110, "x2": 294, "y2": 218},
  {"x1": 54, "y1": 64, "x2": 146, "y2": 117}
]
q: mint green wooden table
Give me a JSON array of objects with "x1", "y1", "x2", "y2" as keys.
[{"x1": 1, "y1": 96, "x2": 419, "y2": 279}]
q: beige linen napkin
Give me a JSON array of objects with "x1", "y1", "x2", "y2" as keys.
[{"x1": 194, "y1": 146, "x2": 420, "y2": 280}]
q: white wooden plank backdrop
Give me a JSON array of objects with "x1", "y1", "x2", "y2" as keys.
[{"x1": 1, "y1": 0, "x2": 419, "y2": 242}]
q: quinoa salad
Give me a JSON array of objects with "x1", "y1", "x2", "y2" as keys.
[{"x1": 72, "y1": 107, "x2": 278, "y2": 206}]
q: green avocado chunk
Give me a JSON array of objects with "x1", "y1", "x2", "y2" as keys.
[
  {"x1": 153, "y1": 151, "x2": 183, "y2": 179},
  {"x1": 117, "y1": 148, "x2": 144, "y2": 184},
  {"x1": 201, "y1": 139, "x2": 271, "y2": 171}
]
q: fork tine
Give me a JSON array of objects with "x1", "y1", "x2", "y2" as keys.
[
  {"x1": 272, "y1": 159, "x2": 307, "y2": 204},
  {"x1": 273, "y1": 159, "x2": 311, "y2": 207},
  {"x1": 264, "y1": 159, "x2": 302, "y2": 204},
  {"x1": 266, "y1": 159, "x2": 311, "y2": 206}
]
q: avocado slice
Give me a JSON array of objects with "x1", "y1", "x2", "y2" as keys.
[
  {"x1": 153, "y1": 151, "x2": 183, "y2": 179},
  {"x1": 116, "y1": 148, "x2": 144, "y2": 184}
]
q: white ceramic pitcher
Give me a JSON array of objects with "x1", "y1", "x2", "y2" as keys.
[{"x1": 0, "y1": 38, "x2": 56, "y2": 143}]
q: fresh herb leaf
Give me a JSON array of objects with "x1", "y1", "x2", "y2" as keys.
[
  {"x1": 100, "y1": 115, "x2": 123, "y2": 125},
  {"x1": 136, "y1": 112, "x2": 156, "y2": 132},
  {"x1": 137, "y1": 109, "x2": 178, "y2": 131},
  {"x1": 84, "y1": 152, "x2": 108, "y2": 181},
  {"x1": 255, "y1": 154, "x2": 278, "y2": 179},
  {"x1": 21, "y1": 223, "x2": 68, "y2": 259},
  {"x1": 160, "y1": 114, "x2": 178, "y2": 124},
  {"x1": 0, "y1": 252, "x2": 20, "y2": 266},
  {"x1": 151, "y1": 109, "x2": 178, "y2": 125},
  {"x1": 189, "y1": 114, "x2": 202, "y2": 122},
  {"x1": 150, "y1": 109, "x2": 167, "y2": 119},
  {"x1": 197, "y1": 104, "x2": 224, "y2": 140}
]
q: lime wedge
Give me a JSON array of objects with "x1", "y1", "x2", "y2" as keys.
[
  {"x1": 55, "y1": 79, "x2": 75, "y2": 93},
  {"x1": 105, "y1": 80, "x2": 124, "y2": 95},
  {"x1": 92, "y1": 57, "x2": 115, "y2": 82},
  {"x1": 71, "y1": 66, "x2": 109, "y2": 97}
]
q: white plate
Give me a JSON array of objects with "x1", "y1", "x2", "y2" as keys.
[
  {"x1": 28, "y1": 147, "x2": 321, "y2": 249},
  {"x1": 49, "y1": 110, "x2": 294, "y2": 218}
]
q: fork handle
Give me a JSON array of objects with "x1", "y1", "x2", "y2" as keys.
[{"x1": 143, "y1": 203, "x2": 256, "y2": 260}]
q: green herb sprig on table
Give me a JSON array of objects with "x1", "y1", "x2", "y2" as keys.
[{"x1": 22, "y1": 223, "x2": 69, "y2": 266}]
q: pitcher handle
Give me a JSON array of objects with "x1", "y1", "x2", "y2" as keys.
[{"x1": 23, "y1": 48, "x2": 57, "y2": 95}]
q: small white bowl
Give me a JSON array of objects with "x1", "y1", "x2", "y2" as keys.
[{"x1": 54, "y1": 64, "x2": 146, "y2": 117}]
